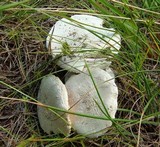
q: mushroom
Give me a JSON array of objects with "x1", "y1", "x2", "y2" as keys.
[
  {"x1": 65, "y1": 67, "x2": 118, "y2": 138},
  {"x1": 37, "y1": 15, "x2": 121, "y2": 138},
  {"x1": 37, "y1": 74, "x2": 71, "y2": 136},
  {"x1": 46, "y1": 15, "x2": 121, "y2": 73}
]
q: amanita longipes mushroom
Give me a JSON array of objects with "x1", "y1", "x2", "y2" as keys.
[
  {"x1": 37, "y1": 75, "x2": 71, "y2": 136},
  {"x1": 37, "y1": 15, "x2": 120, "y2": 138},
  {"x1": 46, "y1": 14, "x2": 121, "y2": 73},
  {"x1": 66, "y1": 67, "x2": 118, "y2": 138}
]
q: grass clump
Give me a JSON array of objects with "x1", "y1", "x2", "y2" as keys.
[{"x1": 0, "y1": 0, "x2": 159, "y2": 146}]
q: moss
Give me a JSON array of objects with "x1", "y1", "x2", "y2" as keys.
[{"x1": 61, "y1": 42, "x2": 73, "y2": 55}]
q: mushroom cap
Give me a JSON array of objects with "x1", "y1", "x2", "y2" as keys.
[
  {"x1": 46, "y1": 15, "x2": 121, "y2": 73},
  {"x1": 65, "y1": 68, "x2": 118, "y2": 138},
  {"x1": 37, "y1": 74, "x2": 71, "y2": 136}
]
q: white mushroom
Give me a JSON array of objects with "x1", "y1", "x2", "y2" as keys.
[
  {"x1": 65, "y1": 68, "x2": 118, "y2": 138},
  {"x1": 46, "y1": 15, "x2": 121, "y2": 73},
  {"x1": 38, "y1": 14, "x2": 120, "y2": 138},
  {"x1": 37, "y1": 74, "x2": 71, "y2": 136}
]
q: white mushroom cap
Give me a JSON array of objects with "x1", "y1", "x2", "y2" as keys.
[
  {"x1": 37, "y1": 74, "x2": 71, "y2": 136},
  {"x1": 57, "y1": 56, "x2": 85, "y2": 73},
  {"x1": 65, "y1": 68, "x2": 118, "y2": 138},
  {"x1": 46, "y1": 15, "x2": 121, "y2": 73}
]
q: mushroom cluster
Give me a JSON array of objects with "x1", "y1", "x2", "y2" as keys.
[{"x1": 37, "y1": 15, "x2": 121, "y2": 138}]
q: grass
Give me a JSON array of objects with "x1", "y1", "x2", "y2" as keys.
[{"x1": 0, "y1": 0, "x2": 160, "y2": 146}]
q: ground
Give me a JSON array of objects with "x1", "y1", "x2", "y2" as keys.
[{"x1": 0, "y1": 0, "x2": 160, "y2": 146}]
